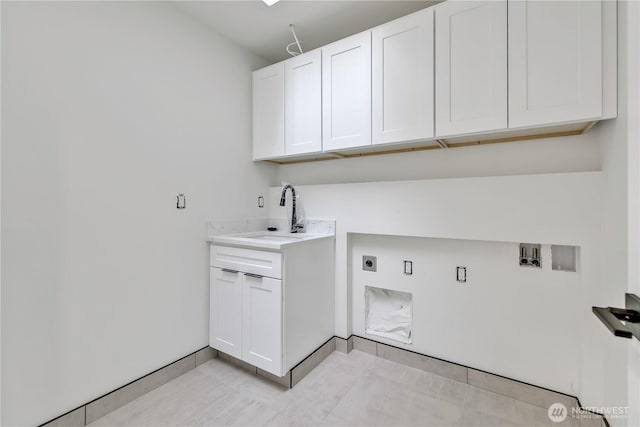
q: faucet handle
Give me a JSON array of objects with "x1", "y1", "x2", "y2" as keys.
[{"x1": 293, "y1": 220, "x2": 305, "y2": 232}]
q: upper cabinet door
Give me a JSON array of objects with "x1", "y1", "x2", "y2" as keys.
[
  {"x1": 372, "y1": 8, "x2": 434, "y2": 145},
  {"x1": 322, "y1": 32, "x2": 372, "y2": 151},
  {"x1": 508, "y1": 0, "x2": 602, "y2": 128},
  {"x1": 252, "y1": 63, "x2": 285, "y2": 160},
  {"x1": 285, "y1": 50, "x2": 322, "y2": 155},
  {"x1": 435, "y1": 1, "x2": 507, "y2": 137}
]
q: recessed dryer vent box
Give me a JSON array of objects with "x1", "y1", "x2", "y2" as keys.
[
  {"x1": 551, "y1": 245, "x2": 577, "y2": 272},
  {"x1": 365, "y1": 286, "x2": 412, "y2": 344}
]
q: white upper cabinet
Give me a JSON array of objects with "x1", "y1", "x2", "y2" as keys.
[
  {"x1": 322, "y1": 32, "x2": 372, "y2": 151},
  {"x1": 435, "y1": 1, "x2": 507, "y2": 137},
  {"x1": 372, "y1": 7, "x2": 434, "y2": 145},
  {"x1": 508, "y1": 0, "x2": 602, "y2": 128},
  {"x1": 252, "y1": 62, "x2": 285, "y2": 160},
  {"x1": 251, "y1": 0, "x2": 614, "y2": 162},
  {"x1": 285, "y1": 50, "x2": 322, "y2": 155}
]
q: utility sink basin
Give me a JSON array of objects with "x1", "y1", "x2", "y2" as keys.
[
  {"x1": 244, "y1": 233, "x2": 304, "y2": 242},
  {"x1": 209, "y1": 230, "x2": 332, "y2": 251}
]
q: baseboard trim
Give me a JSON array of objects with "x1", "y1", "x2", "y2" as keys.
[
  {"x1": 216, "y1": 336, "x2": 336, "y2": 389},
  {"x1": 40, "y1": 337, "x2": 336, "y2": 427},
  {"x1": 39, "y1": 335, "x2": 609, "y2": 427},
  {"x1": 290, "y1": 337, "x2": 336, "y2": 387},
  {"x1": 334, "y1": 335, "x2": 353, "y2": 354},
  {"x1": 346, "y1": 334, "x2": 607, "y2": 427},
  {"x1": 39, "y1": 346, "x2": 216, "y2": 427}
]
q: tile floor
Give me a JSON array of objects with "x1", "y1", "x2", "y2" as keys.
[{"x1": 87, "y1": 350, "x2": 593, "y2": 427}]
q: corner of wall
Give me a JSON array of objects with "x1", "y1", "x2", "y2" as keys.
[{"x1": 0, "y1": 1, "x2": 4, "y2": 423}]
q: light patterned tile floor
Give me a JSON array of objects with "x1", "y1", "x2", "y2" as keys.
[{"x1": 87, "y1": 350, "x2": 590, "y2": 427}]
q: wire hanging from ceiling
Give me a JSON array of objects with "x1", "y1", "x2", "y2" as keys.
[{"x1": 286, "y1": 24, "x2": 304, "y2": 57}]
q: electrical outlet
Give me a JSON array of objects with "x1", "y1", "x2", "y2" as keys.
[
  {"x1": 176, "y1": 194, "x2": 186, "y2": 209},
  {"x1": 362, "y1": 255, "x2": 377, "y2": 272},
  {"x1": 404, "y1": 260, "x2": 413, "y2": 275}
]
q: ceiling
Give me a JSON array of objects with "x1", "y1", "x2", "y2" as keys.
[{"x1": 173, "y1": 1, "x2": 440, "y2": 63}]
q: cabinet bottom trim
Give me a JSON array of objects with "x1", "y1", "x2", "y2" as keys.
[{"x1": 261, "y1": 121, "x2": 596, "y2": 165}]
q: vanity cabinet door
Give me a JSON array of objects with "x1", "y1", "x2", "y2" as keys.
[
  {"x1": 435, "y1": 0, "x2": 507, "y2": 137},
  {"x1": 210, "y1": 268, "x2": 243, "y2": 359},
  {"x1": 508, "y1": 0, "x2": 602, "y2": 128},
  {"x1": 242, "y1": 274, "x2": 283, "y2": 376}
]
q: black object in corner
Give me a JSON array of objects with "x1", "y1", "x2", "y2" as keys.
[{"x1": 592, "y1": 293, "x2": 640, "y2": 340}]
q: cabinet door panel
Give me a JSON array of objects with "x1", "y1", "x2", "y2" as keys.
[
  {"x1": 285, "y1": 50, "x2": 322, "y2": 155},
  {"x1": 252, "y1": 63, "x2": 285, "y2": 160},
  {"x1": 322, "y1": 32, "x2": 372, "y2": 151},
  {"x1": 435, "y1": 1, "x2": 507, "y2": 136},
  {"x1": 372, "y1": 8, "x2": 434, "y2": 145},
  {"x1": 509, "y1": 0, "x2": 602, "y2": 128},
  {"x1": 242, "y1": 274, "x2": 282, "y2": 376},
  {"x1": 210, "y1": 268, "x2": 242, "y2": 359}
]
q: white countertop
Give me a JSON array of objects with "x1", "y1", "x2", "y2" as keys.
[{"x1": 208, "y1": 230, "x2": 334, "y2": 251}]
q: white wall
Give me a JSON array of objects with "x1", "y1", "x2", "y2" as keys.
[
  {"x1": 581, "y1": 2, "x2": 640, "y2": 425},
  {"x1": 0, "y1": 3, "x2": 3, "y2": 423},
  {"x1": 277, "y1": 132, "x2": 601, "y2": 185},
  {"x1": 2, "y1": 1, "x2": 636, "y2": 426},
  {"x1": 351, "y1": 235, "x2": 581, "y2": 395},
  {"x1": 269, "y1": 171, "x2": 602, "y2": 397},
  {"x1": 0, "y1": 2, "x2": 276, "y2": 426},
  {"x1": 623, "y1": 4, "x2": 640, "y2": 427},
  {"x1": 272, "y1": 2, "x2": 640, "y2": 423}
]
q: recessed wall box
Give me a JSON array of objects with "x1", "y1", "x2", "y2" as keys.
[
  {"x1": 365, "y1": 286, "x2": 412, "y2": 344},
  {"x1": 519, "y1": 243, "x2": 541, "y2": 268},
  {"x1": 551, "y1": 245, "x2": 577, "y2": 272}
]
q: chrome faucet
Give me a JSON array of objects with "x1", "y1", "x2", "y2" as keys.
[{"x1": 280, "y1": 184, "x2": 303, "y2": 233}]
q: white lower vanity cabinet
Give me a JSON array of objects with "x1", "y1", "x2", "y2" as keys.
[
  {"x1": 210, "y1": 266, "x2": 282, "y2": 374},
  {"x1": 209, "y1": 238, "x2": 334, "y2": 378}
]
